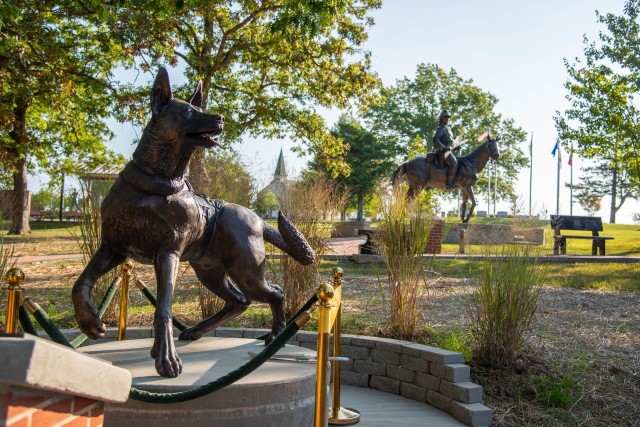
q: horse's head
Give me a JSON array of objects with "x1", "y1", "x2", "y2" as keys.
[{"x1": 487, "y1": 136, "x2": 500, "y2": 160}]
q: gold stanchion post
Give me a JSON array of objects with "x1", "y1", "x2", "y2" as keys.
[
  {"x1": 117, "y1": 260, "x2": 133, "y2": 341},
  {"x1": 3, "y1": 268, "x2": 25, "y2": 334},
  {"x1": 314, "y1": 282, "x2": 334, "y2": 427},
  {"x1": 329, "y1": 267, "x2": 360, "y2": 425}
]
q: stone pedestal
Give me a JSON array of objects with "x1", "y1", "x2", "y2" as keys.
[
  {"x1": 78, "y1": 337, "x2": 317, "y2": 427},
  {"x1": 0, "y1": 335, "x2": 131, "y2": 427}
]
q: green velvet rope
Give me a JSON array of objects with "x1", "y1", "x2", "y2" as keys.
[
  {"x1": 256, "y1": 293, "x2": 318, "y2": 340},
  {"x1": 70, "y1": 277, "x2": 121, "y2": 348},
  {"x1": 18, "y1": 305, "x2": 38, "y2": 335},
  {"x1": 29, "y1": 305, "x2": 74, "y2": 348},
  {"x1": 135, "y1": 279, "x2": 189, "y2": 331},
  {"x1": 129, "y1": 313, "x2": 305, "y2": 403}
]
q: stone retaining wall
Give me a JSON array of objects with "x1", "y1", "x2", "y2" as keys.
[
  {"x1": 202, "y1": 328, "x2": 491, "y2": 427},
  {"x1": 58, "y1": 326, "x2": 492, "y2": 426}
]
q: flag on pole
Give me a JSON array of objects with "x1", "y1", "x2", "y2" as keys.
[
  {"x1": 529, "y1": 133, "x2": 533, "y2": 157},
  {"x1": 551, "y1": 140, "x2": 559, "y2": 157},
  {"x1": 568, "y1": 151, "x2": 573, "y2": 166},
  {"x1": 477, "y1": 130, "x2": 490, "y2": 143},
  {"x1": 558, "y1": 146, "x2": 562, "y2": 169}
]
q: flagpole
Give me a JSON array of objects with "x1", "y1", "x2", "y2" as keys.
[
  {"x1": 569, "y1": 142, "x2": 573, "y2": 216},
  {"x1": 493, "y1": 161, "x2": 497, "y2": 216},
  {"x1": 556, "y1": 142, "x2": 561, "y2": 215},
  {"x1": 529, "y1": 132, "x2": 533, "y2": 217}
]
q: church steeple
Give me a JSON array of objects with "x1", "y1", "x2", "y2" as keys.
[{"x1": 274, "y1": 148, "x2": 287, "y2": 179}]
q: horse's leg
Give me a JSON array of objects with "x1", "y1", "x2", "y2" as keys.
[
  {"x1": 407, "y1": 184, "x2": 423, "y2": 201},
  {"x1": 179, "y1": 263, "x2": 250, "y2": 341},
  {"x1": 150, "y1": 251, "x2": 182, "y2": 378},
  {"x1": 465, "y1": 186, "x2": 476, "y2": 223},
  {"x1": 460, "y1": 189, "x2": 468, "y2": 223}
]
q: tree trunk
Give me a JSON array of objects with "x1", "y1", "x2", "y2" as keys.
[
  {"x1": 9, "y1": 157, "x2": 30, "y2": 235},
  {"x1": 8, "y1": 103, "x2": 30, "y2": 235},
  {"x1": 340, "y1": 209, "x2": 346, "y2": 221},
  {"x1": 188, "y1": 148, "x2": 211, "y2": 194},
  {"x1": 356, "y1": 194, "x2": 364, "y2": 221},
  {"x1": 609, "y1": 164, "x2": 618, "y2": 224}
]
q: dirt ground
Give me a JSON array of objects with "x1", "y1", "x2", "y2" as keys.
[{"x1": 7, "y1": 261, "x2": 640, "y2": 426}]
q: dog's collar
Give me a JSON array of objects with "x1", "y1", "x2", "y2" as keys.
[{"x1": 121, "y1": 161, "x2": 191, "y2": 196}]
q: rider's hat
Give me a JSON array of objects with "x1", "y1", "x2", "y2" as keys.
[{"x1": 440, "y1": 110, "x2": 451, "y2": 118}]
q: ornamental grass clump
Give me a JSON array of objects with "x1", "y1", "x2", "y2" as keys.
[
  {"x1": 277, "y1": 176, "x2": 348, "y2": 317},
  {"x1": 468, "y1": 244, "x2": 546, "y2": 366},
  {"x1": 376, "y1": 186, "x2": 436, "y2": 338},
  {"x1": 74, "y1": 180, "x2": 119, "y2": 321}
]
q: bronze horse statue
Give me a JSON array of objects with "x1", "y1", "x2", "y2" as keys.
[
  {"x1": 392, "y1": 136, "x2": 500, "y2": 223},
  {"x1": 72, "y1": 68, "x2": 315, "y2": 378}
]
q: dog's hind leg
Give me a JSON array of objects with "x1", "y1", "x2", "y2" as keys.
[
  {"x1": 72, "y1": 243, "x2": 126, "y2": 339},
  {"x1": 178, "y1": 263, "x2": 250, "y2": 341},
  {"x1": 150, "y1": 251, "x2": 183, "y2": 378},
  {"x1": 225, "y1": 259, "x2": 285, "y2": 346}
]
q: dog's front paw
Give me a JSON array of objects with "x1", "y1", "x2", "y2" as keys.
[
  {"x1": 151, "y1": 335, "x2": 183, "y2": 378},
  {"x1": 178, "y1": 327, "x2": 205, "y2": 341},
  {"x1": 73, "y1": 301, "x2": 105, "y2": 339}
]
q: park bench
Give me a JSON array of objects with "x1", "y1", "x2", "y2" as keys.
[{"x1": 550, "y1": 215, "x2": 614, "y2": 256}]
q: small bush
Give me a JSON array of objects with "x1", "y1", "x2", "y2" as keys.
[{"x1": 467, "y1": 244, "x2": 546, "y2": 366}]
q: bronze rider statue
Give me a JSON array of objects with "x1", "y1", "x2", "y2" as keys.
[{"x1": 432, "y1": 110, "x2": 459, "y2": 189}]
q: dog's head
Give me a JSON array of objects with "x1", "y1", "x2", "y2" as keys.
[{"x1": 149, "y1": 67, "x2": 224, "y2": 148}]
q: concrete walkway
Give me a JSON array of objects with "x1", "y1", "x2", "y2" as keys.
[{"x1": 339, "y1": 386, "x2": 465, "y2": 426}]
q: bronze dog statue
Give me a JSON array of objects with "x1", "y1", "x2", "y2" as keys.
[{"x1": 72, "y1": 68, "x2": 315, "y2": 378}]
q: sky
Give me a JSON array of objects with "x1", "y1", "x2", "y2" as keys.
[
  {"x1": 34, "y1": 0, "x2": 637, "y2": 223},
  {"x1": 238, "y1": 0, "x2": 637, "y2": 223}
]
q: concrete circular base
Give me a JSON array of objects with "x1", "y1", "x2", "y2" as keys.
[{"x1": 78, "y1": 337, "x2": 317, "y2": 427}]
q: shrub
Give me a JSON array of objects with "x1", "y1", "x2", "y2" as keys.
[
  {"x1": 467, "y1": 244, "x2": 546, "y2": 366},
  {"x1": 375, "y1": 185, "x2": 437, "y2": 338}
]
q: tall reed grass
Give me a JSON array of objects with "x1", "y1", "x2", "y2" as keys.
[
  {"x1": 467, "y1": 244, "x2": 546, "y2": 366},
  {"x1": 376, "y1": 186, "x2": 437, "y2": 338},
  {"x1": 74, "y1": 180, "x2": 119, "y2": 321},
  {"x1": 277, "y1": 176, "x2": 348, "y2": 317}
]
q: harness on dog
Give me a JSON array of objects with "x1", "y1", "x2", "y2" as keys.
[{"x1": 192, "y1": 194, "x2": 226, "y2": 261}]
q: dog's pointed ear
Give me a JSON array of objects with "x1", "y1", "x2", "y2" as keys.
[
  {"x1": 150, "y1": 67, "x2": 173, "y2": 115},
  {"x1": 188, "y1": 81, "x2": 203, "y2": 109}
]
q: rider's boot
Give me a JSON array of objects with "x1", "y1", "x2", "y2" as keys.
[{"x1": 446, "y1": 166, "x2": 458, "y2": 189}]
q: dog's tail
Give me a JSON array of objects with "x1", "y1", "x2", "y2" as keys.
[{"x1": 263, "y1": 212, "x2": 316, "y2": 266}]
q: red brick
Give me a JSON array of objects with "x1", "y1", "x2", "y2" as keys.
[
  {"x1": 89, "y1": 406, "x2": 104, "y2": 427},
  {"x1": 6, "y1": 416, "x2": 30, "y2": 427},
  {"x1": 61, "y1": 415, "x2": 91, "y2": 427},
  {"x1": 7, "y1": 394, "x2": 48, "y2": 419},
  {"x1": 31, "y1": 398, "x2": 75, "y2": 427},
  {"x1": 72, "y1": 397, "x2": 98, "y2": 414}
]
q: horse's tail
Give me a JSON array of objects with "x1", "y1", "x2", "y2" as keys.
[
  {"x1": 263, "y1": 212, "x2": 316, "y2": 265},
  {"x1": 392, "y1": 163, "x2": 407, "y2": 187}
]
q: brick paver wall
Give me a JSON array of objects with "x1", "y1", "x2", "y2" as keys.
[{"x1": 0, "y1": 389, "x2": 104, "y2": 427}]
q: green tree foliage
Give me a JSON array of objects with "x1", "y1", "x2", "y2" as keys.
[
  {"x1": 567, "y1": 160, "x2": 637, "y2": 219},
  {"x1": 0, "y1": 1, "x2": 125, "y2": 234},
  {"x1": 365, "y1": 63, "x2": 528, "y2": 203},
  {"x1": 111, "y1": 0, "x2": 382, "y2": 190},
  {"x1": 202, "y1": 149, "x2": 255, "y2": 207},
  {"x1": 323, "y1": 114, "x2": 397, "y2": 220},
  {"x1": 554, "y1": 0, "x2": 640, "y2": 222}
]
